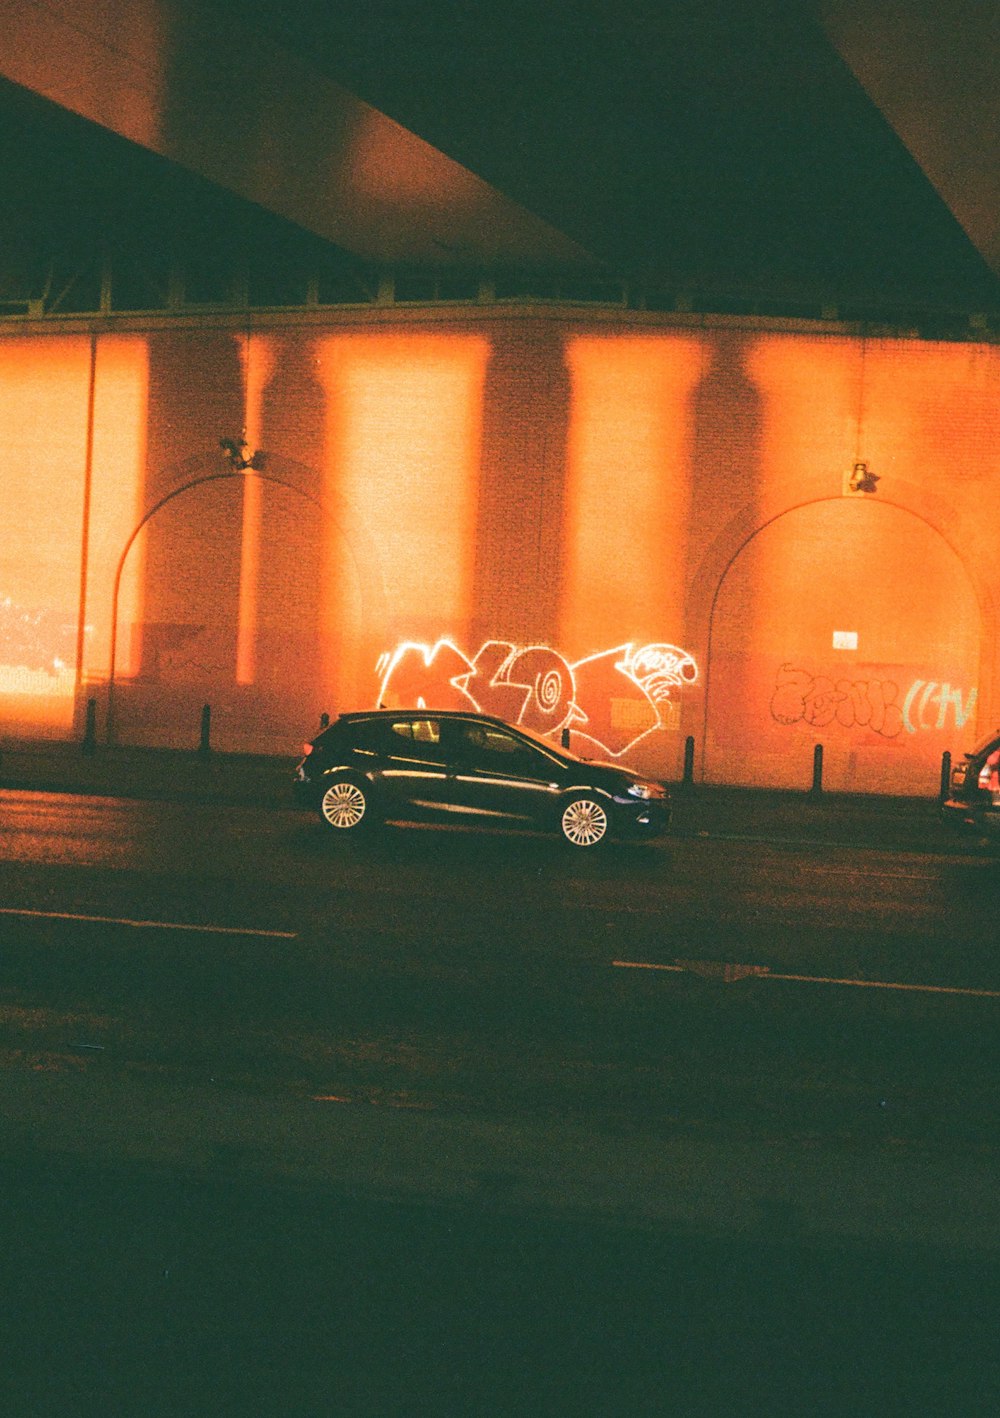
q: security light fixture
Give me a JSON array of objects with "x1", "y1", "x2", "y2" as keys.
[
  {"x1": 219, "y1": 437, "x2": 266, "y2": 471},
  {"x1": 849, "y1": 461, "x2": 879, "y2": 493}
]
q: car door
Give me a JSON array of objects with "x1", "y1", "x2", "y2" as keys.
[
  {"x1": 444, "y1": 719, "x2": 561, "y2": 825},
  {"x1": 376, "y1": 716, "x2": 450, "y2": 817}
]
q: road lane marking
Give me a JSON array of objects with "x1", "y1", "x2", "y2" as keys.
[
  {"x1": 0, "y1": 907, "x2": 296, "y2": 938},
  {"x1": 613, "y1": 960, "x2": 686, "y2": 974},
  {"x1": 612, "y1": 959, "x2": 1000, "y2": 999}
]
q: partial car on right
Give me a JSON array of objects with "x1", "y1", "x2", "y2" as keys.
[{"x1": 941, "y1": 728, "x2": 1000, "y2": 840}]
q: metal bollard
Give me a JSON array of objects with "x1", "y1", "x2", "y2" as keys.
[
  {"x1": 320, "y1": 712, "x2": 330, "y2": 730},
  {"x1": 560, "y1": 726, "x2": 570, "y2": 749},
  {"x1": 939, "y1": 750, "x2": 952, "y2": 803},
  {"x1": 682, "y1": 734, "x2": 695, "y2": 785},
  {"x1": 198, "y1": 703, "x2": 212, "y2": 755},
  {"x1": 81, "y1": 697, "x2": 97, "y2": 756},
  {"x1": 810, "y1": 742, "x2": 823, "y2": 796}
]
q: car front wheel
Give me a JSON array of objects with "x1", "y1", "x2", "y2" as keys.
[
  {"x1": 319, "y1": 777, "x2": 372, "y2": 832},
  {"x1": 559, "y1": 795, "x2": 610, "y2": 848}
]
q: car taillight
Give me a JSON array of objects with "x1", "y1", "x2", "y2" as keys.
[{"x1": 302, "y1": 742, "x2": 314, "y2": 756}]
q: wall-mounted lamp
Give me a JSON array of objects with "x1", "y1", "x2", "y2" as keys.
[
  {"x1": 220, "y1": 437, "x2": 267, "y2": 471},
  {"x1": 848, "y1": 461, "x2": 879, "y2": 494}
]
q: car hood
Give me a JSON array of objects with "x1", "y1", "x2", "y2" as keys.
[{"x1": 578, "y1": 759, "x2": 665, "y2": 792}]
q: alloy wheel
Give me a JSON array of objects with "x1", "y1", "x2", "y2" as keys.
[
  {"x1": 561, "y1": 797, "x2": 609, "y2": 847},
  {"x1": 320, "y1": 780, "x2": 368, "y2": 830}
]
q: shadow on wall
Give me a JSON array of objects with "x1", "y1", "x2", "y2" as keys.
[
  {"x1": 688, "y1": 333, "x2": 764, "y2": 779},
  {"x1": 256, "y1": 337, "x2": 327, "y2": 736},
  {"x1": 472, "y1": 321, "x2": 570, "y2": 648}
]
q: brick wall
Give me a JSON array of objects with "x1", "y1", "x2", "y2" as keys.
[{"x1": 1, "y1": 311, "x2": 997, "y2": 791}]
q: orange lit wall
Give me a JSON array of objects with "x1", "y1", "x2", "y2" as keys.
[
  {"x1": 235, "y1": 336, "x2": 275, "y2": 687},
  {"x1": 82, "y1": 337, "x2": 149, "y2": 684},
  {"x1": 314, "y1": 330, "x2": 489, "y2": 706},
  {"x1": 707, "y1": 499, "x2": 980, "y2": 792},
  {"x1": 1, "y1": 313, "x2": 997, "y2": 792},
  {"x1": 701, "y1": 332, "x2": 998, "y2": 791},
  {"x1": 0, "y1": 333, "x2": 148, "y2": 733},
  {"x1": 561, "y1": 334, "x2": 704, "y2": 654},
  {"x1": 702, "y1": 333, "x2": 862, "y2": 784},
  {"x1": 732, "y1": 336, "x2": 862, "y2": 653},
  {"x1": 748, "y1": 335, "x2": 861, "y2": 475},
  {"x1": 0, "y1": 336, "x2": 90, "y2": 731},
  {"x1": 859, "y1": 339, "x2": 1000, "y2": 608}
]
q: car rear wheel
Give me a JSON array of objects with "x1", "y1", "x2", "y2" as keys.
[
  {"x1": 559, "y1": 795, "x2": 610, "y2": 848},
  {"x1": 319, "y1": 777, "x2": 371, "y2": 832}
]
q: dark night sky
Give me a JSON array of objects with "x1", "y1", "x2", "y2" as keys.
[{"x1": 2, "y1": 0, "x2": 998, "y2": 311}]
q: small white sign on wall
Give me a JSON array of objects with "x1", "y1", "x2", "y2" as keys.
[{"x1": 832, "y1": 630, "x2": 858, "y2": 651}]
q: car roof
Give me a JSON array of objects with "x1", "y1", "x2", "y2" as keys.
[{"x1": 338, "y1": 708, "x2": 514, "y2": 727}]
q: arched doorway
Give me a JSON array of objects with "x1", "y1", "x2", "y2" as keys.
[
  {"x1": 703, "y1": 498, "x2": 982, "y2": 793},
  {"x1": 106, "y1": 460, "x2": 369, "y2": 754}
]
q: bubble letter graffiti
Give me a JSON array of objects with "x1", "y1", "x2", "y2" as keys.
[{"x1": 377, "y1": 636, "x2": 698, "y2": 758}]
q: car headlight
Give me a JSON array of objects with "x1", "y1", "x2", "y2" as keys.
[{"x1": 626, "y1": 781, "x2": 660, "y2": 799}]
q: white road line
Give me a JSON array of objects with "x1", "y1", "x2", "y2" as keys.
[
  {"x1": 0, "y1": 907, "x2": 296, "y2": 938},
  {"x1": 612, "y1": 959, "x2": 1000, "y2": 999},
  {"x1": 613, "y1": 960, "x2": 686, "y2": 974},
  {"x1": 798, "y1": 865, "x2": 937, "y2": 882}
]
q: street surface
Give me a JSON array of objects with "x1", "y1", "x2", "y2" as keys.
[
  {"x1": 2, "y1": 788, "x2": 999, "y2": 1414},
  {"x1": 3, "y1": 789, "x2": 998, "y2": 1149}
]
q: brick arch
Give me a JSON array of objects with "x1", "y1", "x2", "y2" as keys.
[
  {"x1": 685, "y1": 480, "x2": 996, "y2": 789},
  {"x1": 105, "y1": 453, "x2": 389, "y2": 745}
]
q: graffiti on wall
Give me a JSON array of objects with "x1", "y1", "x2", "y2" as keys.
[
  {"x1": 771, "y1": 664, "x2": 977, "y2": 738},
  {"x1": 771, "y1": 665, "x2": 904, "y2": 737},
  {"x1": 901, "y1": 680, "x2": 978, "y2": 735},
  {"x1": 376, "y1": 638, "x2": 699, "y2": 758}
]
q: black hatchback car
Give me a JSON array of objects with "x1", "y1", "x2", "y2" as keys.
[{"x1": 293, "y1": 710, "x2": 670, "y2": 848}]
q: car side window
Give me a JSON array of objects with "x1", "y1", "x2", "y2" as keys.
[
  {"x1": 457, "y1": 722, "x2": 539, "y2": 768},
  {"x1": 388, "y1": 718, "x2": 444, "y2": 760},
  {"x1": 348, "y1": 719, "x2": 387, "y2": 754}
]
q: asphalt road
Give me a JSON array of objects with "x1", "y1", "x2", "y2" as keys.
[
  {"x1": 2, "y1": 789, "x2": 999, "y2": 1415},
  {"x1": 2, "y1": 789, "x2": 999, "y2": 1147}
]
